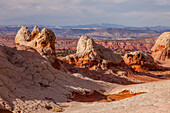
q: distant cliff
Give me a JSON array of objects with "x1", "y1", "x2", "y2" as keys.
[
  {"x1": 55, "y1": 37, "x2": 156, "y2": 54},
  {"x1": 0, "y1": 26, "x2": 165, "y2": 40}
]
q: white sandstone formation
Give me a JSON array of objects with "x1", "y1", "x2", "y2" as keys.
[{"x1": 151, "y1": 32, "x2": 170, "y2": 61}]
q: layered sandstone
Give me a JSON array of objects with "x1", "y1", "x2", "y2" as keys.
[
  {"x1": 124, "y1": 51, "x2": 162, "y2": 71},
  {"x1": 0, "y1": 35, "x2": 155, "y2": 53},
  {"x1": 62, "y1": 36, "x2": 132, "y2": 74},
  {"x1": 1, "y1": 27, "x2": 170, "y2": 113},
  {"x1": 0, "y1": 44, "x2": 109, "y2": 113},
  {"x1": 15, "y1": 26, "x2": 59, "y2": 68},
  {"x1": 151, "y1": 32, "x2": 170, "y2": 61},
  {"x1": 55, "y1": 37, "x2": 156, "y2": 53}
]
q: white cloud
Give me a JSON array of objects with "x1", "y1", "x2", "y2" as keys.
[
  {"x1": 122, "y1": 11, "x2": 170, "y2": 26},
  {"x1": 0, "y1": 0, "x2": 105, "y2": 19},
  {"x1": 124, "y1": 11, "x2": 170, "y2": 17},
  {"x1": 0, "y1": 0, "x2": 170, "y2": 26}
]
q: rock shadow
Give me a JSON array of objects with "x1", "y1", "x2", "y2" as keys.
[{"x1": 61, "y1": 61, "x2": 137, "y2": 85}]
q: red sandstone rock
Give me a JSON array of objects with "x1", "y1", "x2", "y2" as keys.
[
  {"x1": 55, "y1": 38, "x2": 155, "y2": 53},
  {"x1": 124, "y1": 51, "x2": 163, "y2": 71}
]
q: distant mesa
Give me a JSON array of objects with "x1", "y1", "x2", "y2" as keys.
[
  {"x1": 151, "y1": 32, "x2": 170, "y2": 61},
  {"x1": 15, "y1": 25, "x2": 61, "y2": 69},
  {"x1": 60, "y1": 23, "x2": 126, "y2": 29},
  {"x1": 54, "y1": 26, "x2": 62, "y2": 29},
  {"x1": 124, "y1": 51, "x2": 163, "y2": 71}
]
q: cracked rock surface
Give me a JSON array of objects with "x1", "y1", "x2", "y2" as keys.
[
  {"x1": 0, "y1": 45, "x2": 112, "y2": 113},
  {"x1": 64, "y1": 80, "x2": 170, "y2": 113}
]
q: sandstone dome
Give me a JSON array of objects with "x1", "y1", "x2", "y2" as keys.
[
  {"x1": 76, "y1": 35, "x2": 123, "y2": 65},
  {"x1": 151, "y1": 32, "x2": 170, "y2": 61},
  {"x1": 62, "y1": 35, "x2": 131, "y2": 72}
]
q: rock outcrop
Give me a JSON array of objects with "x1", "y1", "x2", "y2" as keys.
[
  {"x1": 124, "y1": 51, "x2": 162, "y2": 71},
  {"x1": 1, "y1": 27, "x2": 170, "y2": 113},
  {"x1": 151, "y1": 32, "x2": 170, "y2": 61},
  {"x1": 76, "y1": 35, "x2": 123, "y2": 67},
  {"x1": 15, "y1": 26, "x2": 59, "y2": 68},
  {"x1": 0, "y1": 44, "x2": 108, "y2": 113},
  {"x1": 62, "y1": 36, "x2": 132, "y2": 74}
]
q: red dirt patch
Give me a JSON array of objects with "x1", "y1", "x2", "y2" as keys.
[
  {"x1": 100, "y1": 90, "x2": 145, "y2": 102},
  {"x1": 68, "y1": 90, "x2": 146, "y2": 102}
]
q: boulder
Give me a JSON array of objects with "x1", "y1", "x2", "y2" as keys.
[
  {"x1": 151, "y1": 32, "x2": 170, "y2": 61},
  {"x1": 124, "y1": 51, "x2": 162, "y2": 71},
  {"x1": 15, "y1": 26, "x2": 59, "y2": 68}
]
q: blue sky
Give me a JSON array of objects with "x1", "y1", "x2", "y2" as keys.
[{"x1": 0, "y1": 0, "x2": 170, "y2": 26}]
